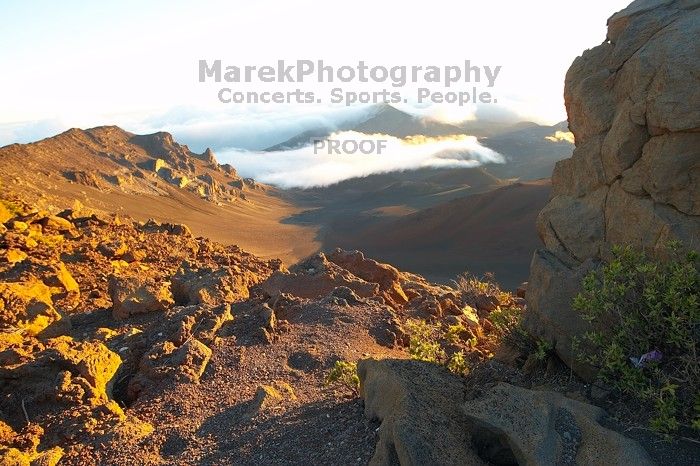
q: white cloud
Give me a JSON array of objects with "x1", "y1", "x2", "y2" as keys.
[
  {"x1": 219, "y1": 131, "x2": 504, "y2": 188},
  {"x1": 545, "y1": 130, "x2": 575, "y2": 144},
  {"x1": 135, "y1": 104, "x2": 375, "y2": 152}
]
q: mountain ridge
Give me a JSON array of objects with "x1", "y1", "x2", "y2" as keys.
[{"x1": 0, "y1": 126, "x2": 320, "y2": 266}]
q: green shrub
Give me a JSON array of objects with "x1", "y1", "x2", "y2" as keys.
[
  {"x1": 404, "y1": 319, "x2": 473, "y2": 376},
  {"x1": 488, "y1": 306, "x2": 522, "y2": 337},
  {"x1": 404, "y1": 319, "x2": 445, "y2": 363},
  {"x1": 445, "y1": 323, "x2": 467, "y2": 345},
  {"x1": 534, "y1": 338, "x2": 553, "y2": 362},
  {"x1": 447, "y1": 350, "x2": 469, "y2": 375},
  {"x1": 573, "y1": 244, "x2": 699, "y2": 435},
  {"x1": 487, "y1": 306, "x2": 534, "y2": 355},
  {"x1": 325, "y1": 360, "x2": 360, "y2": 395}
]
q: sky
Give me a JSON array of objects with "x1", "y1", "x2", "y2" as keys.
[{"x1": 0, "y1": 0, "x2": 632, "y2": 149}]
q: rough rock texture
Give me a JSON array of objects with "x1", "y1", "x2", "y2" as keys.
[
  {"x1": 358, "y1": 359, "x2": 485, "y2": 465},
  {"x1": 0, "y1": 196, "x2": 279, "y2": 461},
  {"x1": 0, "y1": 335, "x2": 128, "y2": 458},
  {"x1": 358, "y1": 359, "x2": 652, "y2": 466},
  {"x1": 526, "y1": 0, "x2": 700, "y2": 375},
  {"x1": 326, "y1": 249, "x2": 409, "y2": 308},
  {"x1": 0, "y1": 280, "x2": 69, "y2": 337},
  {"x1": 131, "y1": 338, "x2": 212, "y2": 388},
  {"x1": 463, "y1": 383, "x2": 653, "y2": 465},
  {"x1": 108, "y1": 276, "x2": 174, "y2": 319},
  {"x1": 0, "y1": 127, "x2": 249, "y2": 205},
  {"x1": 260, "y1": 253, "x2": 380, "y2": 301},
  {"x1": 171, "y1": 263, "x2": 265, "y2": 306}
]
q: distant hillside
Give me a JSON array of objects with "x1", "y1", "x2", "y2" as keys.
[
  {"x1": 0, "y1": 124, "x2": 551, "y2": 288},
  {"x1": 352, "y1": 104, "x2": 464, "y2": 137},
  {"x1": 0, "y1": 125, "x2": 248, "y2": 200},
  {"x1": 0, "y1": 127, "x2": 319, "y2": 264},
  {"x1": 285, "y1": 166, "x2": 505, "y2": 212},
  {"x1": 326, "y1": 179, "x2": 552, "y2": 289}
]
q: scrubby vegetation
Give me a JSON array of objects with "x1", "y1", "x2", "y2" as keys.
[
  {"x1": 325, "y1": 360, "x2": 360, "y2": 396},
  {"x1": 396, "y1": 267, "x2": 560, "y2": 380},
  {"x1": 453, "y1": 272, "x2": 511, "y2": 305},
  {"x1": 404, "y1": 318, "x2": 471, "y2": 375},
  {"x1": 404, "y1": 318, "x2": 446, "y2": 363},
  {"x1": 573, "y1": 243, "x2": 700, "y2": 435}
]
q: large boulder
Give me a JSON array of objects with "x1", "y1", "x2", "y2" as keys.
[
  {"x1": 122, "y1": 304, "x2": 231, "y2": 400},
  {"x1": 358, "y1": 359, "x2": 653, "y2": 466},
  {"x1": 0, "y1": 336, "x2": 125, "y2": 444},
  {"x1": 526, "y1": 0, "x2": 700, "y2": 377},
  {"x1": 171, "y1": 264, "x2": 259, "y2": 306},
  {"x1": 327, "y1": 249, "x2": 409, "y2": 308},
  {"x1": 107, "y1": 276, "x2": 174, "y2": 319},
  {"x1": 463, "y1": 383, "x2": 653, "y2": 465},
  {"x1": 358, "y1": 358, "x2": 484, "y2": 465},
  {"x1": 126, "y1": 338, "x2": 212, "y2": 400}
]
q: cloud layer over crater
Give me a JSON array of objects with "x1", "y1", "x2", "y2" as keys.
[{"x1": 219, "y1": 131, "x2": 504, "y2": 188}]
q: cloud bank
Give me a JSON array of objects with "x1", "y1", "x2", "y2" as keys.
[
  {"x1": 545, "y1": 130, "x2": 575, "y2": 144},
  {"x1": 0, "y1": 104, "x2": 376, "y2": 151},
  {"x1": 0, "y1": 101, "x2": 538, "y2": 151},
  {"x1": 219, "y1": 131, "x2": 504, "y2": 189}
]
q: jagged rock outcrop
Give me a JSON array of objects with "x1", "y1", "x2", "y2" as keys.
[
  {"x1": 107, "y1": 276, "x2": 174, "y2": 319},
  {"x1": 359, "y1": 359, "x2": 484, "y2": 465},
  {"x1": 0, "y1": 280, "x2": 69, "y2": 337},
  {"x1": 0, "y1": 335, "x2": 134, "y2": 466},
  {"x1": 463, "y1": 383, "x2": 653, "y2": 465},
  {"x1": 326, "y1": 249, "x2": 409, "y2": 308},
  {"x1": 526, "y1": 0, "x2": 700, "y2": 376}
]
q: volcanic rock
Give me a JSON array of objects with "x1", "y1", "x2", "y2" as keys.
[
  {"x1": 359, "y1": 358, "x2": 653, "y2": 466},
  {"x1": 108, "y1": 276, "x2": 174, "y2": 319},
  {"x1": 526, "y1": 0, "x2": 700, "y2": 376},
  {"x1": 0, "y1": 280, "x2": 69, "y2": 337},
  {"x1": 260, "y1": 253, "x2": 379, "y2": 300}
]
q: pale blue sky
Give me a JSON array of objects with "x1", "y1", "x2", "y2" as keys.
[{"x1": 0, "y1": 0, "x2": 632, "y2": 147}]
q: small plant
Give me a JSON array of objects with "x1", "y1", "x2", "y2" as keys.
[
  {"x1": 650, "y1": 384, "x2": 680, "y2": 436},
  {"x1": 487, "y1": 306, "x2": 533, "y2": 354},
  {"x1": 453, "y1": 272, "x2": 499, "y2": 296},
  {"x1": 488, "y1": 306, "x2": 522, "y2": 337},
  {"x1": 573, "y1": 243, "x2": 699, "y2": 435},
  {"x1": 445, "y1": 323, "x2": 467, "y2": 345},
  {"x1": 447, "y1": 351, "x2": 469, "y2": 375},
  {"x1": 453, "y1": 272, "x2": 513, "y2": 305},
  {"x1": 533, "y1": 338, "x2": 553, "y2": 362},
  {"x1": 404, "y1": 319, "x2": 445, "y2": 363},
  {"x1": 692, "y1": 395, "x2": 700, "y2": 432},
  {"x1": 325, "y1": 360, "x2": 359, "y2": 396}
]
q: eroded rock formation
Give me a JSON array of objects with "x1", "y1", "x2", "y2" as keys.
[{"x1": 526, "y1": 0, "x2": 700, "y2": 375}]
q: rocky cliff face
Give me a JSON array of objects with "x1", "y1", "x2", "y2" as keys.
[{"x1": 526, "y1": 0, "x2": 700, "y2": 375}]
